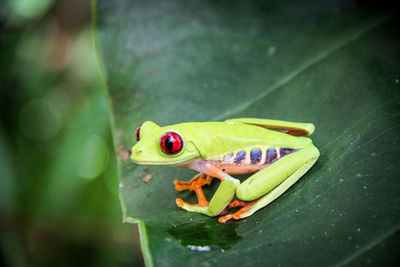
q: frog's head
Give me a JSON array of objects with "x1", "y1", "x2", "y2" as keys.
[{"x1": 130, "y1": 121, "x2": 200, "y2": 166}]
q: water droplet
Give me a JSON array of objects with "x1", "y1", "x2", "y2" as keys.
[{"x1": 187, "y1": 245, "x2": 211, "y2": 252}]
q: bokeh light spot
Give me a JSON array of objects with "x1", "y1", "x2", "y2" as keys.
[
  {"x1": 9, "y1": 0, "x2": 54, "y2": 19},
  {"x1": 78, "y1": 135, "x2": 110, "y2": 179},
  {"x1": 70, "y1": 28, "x2": 101, "y2": 82},
  {"x1": 18, "y1": 99, "x2": 61, "y2": 141}
]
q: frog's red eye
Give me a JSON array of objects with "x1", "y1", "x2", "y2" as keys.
[
  {"x1": 135, "y1": 124, "x2": 142, "y2": 141},
  {"x1": 160, "y1": 132, "x2": 183, "y2": 155}
]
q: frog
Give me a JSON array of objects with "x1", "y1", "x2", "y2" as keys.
[{"x1": 130, "y1": 118, "x2": 319, "y2": 223}]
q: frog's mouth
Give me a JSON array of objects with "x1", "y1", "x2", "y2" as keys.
[{"x1": 131, "y1": 159, "x2": 191, "y2": 166}]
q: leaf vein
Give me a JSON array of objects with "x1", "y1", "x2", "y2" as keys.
[
  {"x1": 334, "y1": 222, "x2": 400, "y2": 266},
  {"x1": 212, "y1": 15, "x2": 392, "y2": 121}
]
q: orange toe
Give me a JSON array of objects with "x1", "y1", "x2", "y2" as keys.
[
  {"x1": 176, "y1": 198, "x2": 185, "y2": 207},
  {"x1": 218, "y1": 214, "x2": 233, "y2": 223},
  {"x1": 174, "y1": 180, "x2": 191, "y2": 191}
]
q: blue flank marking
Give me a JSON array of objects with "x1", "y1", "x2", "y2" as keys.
[
  {"x1": 279, "y1": 148, "x2": 297, "y2": 156},
  {"x1": 250, "y1": 148, "x2": 262, "y2": 164},
  {"x1": 265, "y1": 148, "x2": 277, "y2": 164},
  {"x1": 234, "y1": 150, "x2": 246, "y2": 163}
]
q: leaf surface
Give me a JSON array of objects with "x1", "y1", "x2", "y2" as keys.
[{"x1": 95, "y1": 1, "x2": 400, "y2": 265}]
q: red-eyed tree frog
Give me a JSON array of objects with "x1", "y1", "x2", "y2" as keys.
[{"x1": 130, "y1": 118, "x2": 319, "y2": 223}]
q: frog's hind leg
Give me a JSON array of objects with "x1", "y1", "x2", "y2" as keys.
[
  {"x1": 174, "y1": 174, "x2": 217, "y2": 207},
  {"x1": 225, "y1": 118, "x2": 315, "y2": 136},
  {"x1": 219, "y1": 145, "x2": 319, "y2": 223}
]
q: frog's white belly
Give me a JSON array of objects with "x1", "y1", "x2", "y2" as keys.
[{"x1": 211, "y1": 162, "x2": 266, "y2": 175}]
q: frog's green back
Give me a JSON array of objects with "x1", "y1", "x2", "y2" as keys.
[{"x1": 164, "y1": 121, "x2": 312, "y2": 159}]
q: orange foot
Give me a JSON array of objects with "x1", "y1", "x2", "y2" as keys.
[
  {"x1": 218, "y1": 200, "x2": 257, "y2": 223},
  {"x1": 174, "y1": 174, "x2": 214, "y2": 191},
  {"x1": 174, "y1": 174, "x2": 216, "y2": 207}
]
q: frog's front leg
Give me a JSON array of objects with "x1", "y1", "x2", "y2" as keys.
[
  {"x1": 174, "y1": 173, "x2": 216, "y2": 207},
  {"x1": 175, "y1": 161, "x2": 240, "y2": 217},
  {"x1": 219, "y1": 144, "x2": 319, "y2": 223},
  {"x1": 174, "y1": 173, "x2": 215, "y2": 192}
]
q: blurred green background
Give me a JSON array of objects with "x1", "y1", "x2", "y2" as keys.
[{"x1": 0, "y1": 0, "x2": 143, "y2": 265}]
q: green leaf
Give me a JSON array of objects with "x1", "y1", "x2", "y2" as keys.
[{"x1": 94, "y1": 0, "x2": 400, "y2": 265}]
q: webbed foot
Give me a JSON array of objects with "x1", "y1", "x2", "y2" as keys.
[
  {"x1": 218, "y1": 200, "x2": 257, "y2": 223},
  {"x1": 174, "y1": 174, "x2": 214, "y2": 191},
  {"x1": 174, "y1": 174, "x2": 216, "y2": 207}
]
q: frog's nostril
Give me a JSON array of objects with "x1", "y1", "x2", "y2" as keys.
[{"x1": 131, "y1": 148, "x2": 143, "y2": 162}]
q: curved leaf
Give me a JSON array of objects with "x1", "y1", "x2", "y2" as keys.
[{"x1": 95, "y1": 0, "x2": 400, "y2": 265}]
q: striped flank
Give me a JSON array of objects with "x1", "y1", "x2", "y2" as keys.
[{"x1": 214, "y1": 146, "x2": 298, "y2": 165}]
